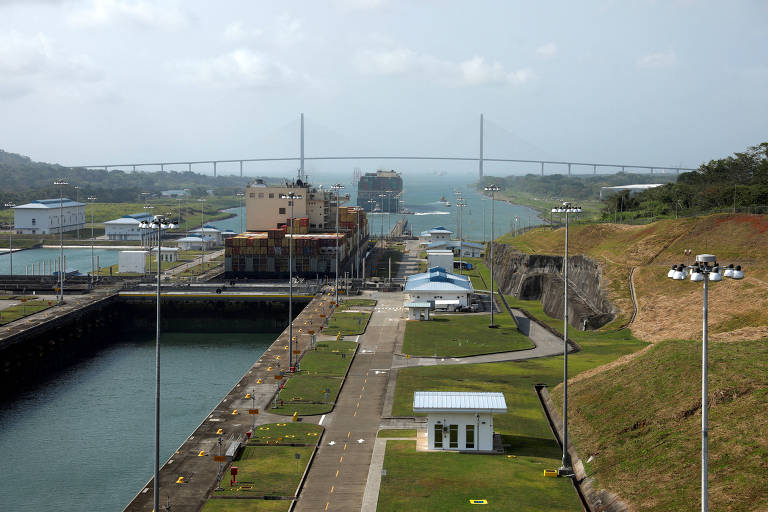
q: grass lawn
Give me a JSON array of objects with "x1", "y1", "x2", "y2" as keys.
[
  {"x1": 385, "y1": 314, "x2": 646, "y2": 511},
  {"x1": 377, "y1": 429, "x2": 417, "y2": 438},
  {"x1": 201, "y1": 499, "x2": 290, "y2": 512},
  {"x1": 208, "y1": 445, "x2": 315, "y2": 497},
  {"x1": 248, "y1": 423, "x2": 322, "y2": 445},
  {"x1": 0, "y1": 299, "x2": 54, "y2": 325},
  {"x1": 325, "y1": 311, "x2": 371, "y2": 336},
  {"x1": 402, "y1": 314, "x2": 533, "y2": 357},
  {"x1": 271, "y1": 341, "x2": 356, "y2": 416},
  {"x1": 339, "y1": 298, "x2": 377, "y2": 308},
  {"x1": 378, "y1": 441, "x2": 579, "y2": 512}
]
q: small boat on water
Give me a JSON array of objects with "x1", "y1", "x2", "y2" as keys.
[
  {"x1": 440, "y1": 195, "x2": 447, "y2": 202},
  {"x1": 444, "y1": 201, "x2": 451, "y2": 207}
]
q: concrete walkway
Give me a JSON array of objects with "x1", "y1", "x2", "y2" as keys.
[{"x1": 294, "y1": 291, "x2": 404, "y2": 512}]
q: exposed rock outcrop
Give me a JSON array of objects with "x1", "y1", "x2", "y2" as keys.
[{"x1": 487, "y1": 243, "x2": 615, "y2": 330}]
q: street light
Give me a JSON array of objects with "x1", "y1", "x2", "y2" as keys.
[
  {"x1": 667, "y1": 255, "x2": 743, "y2": 512},
  {"x1": 456, "y1": 199, "x2": 467, "y2": 274},
  {"x1": 280, "y1": 192, "x2": 303, "y2": 372},
  {"x1": 139, "y1": 213, "x2": 177, "y2": 512},
  {"x1": 236, "y1": 192, "x2": 245, "y2": 234},
  {"x1": 54, "y1": 179, "x2": 69, "y2": 304},
  {"x1": 331, "y1": 184, "x2": 345, "y2": 304},
  {"x1": 3, "y1": 202, "x2": 15, "y2": 275},
  {"x1": 87, "y1": 197, "x2": 97, "y2": 285},
  {"x1": 198, "y1": 198, "x2": 207, "y2": 276},
  {"x1": 484, "y1": 185, "x2": 500, "y2": 328},
  {"x1": 377, "y1": 193, "x2": 387, "y2": 241},
  {"x1": 551, "y1": 201, "x2": 581, "y2": 476}
]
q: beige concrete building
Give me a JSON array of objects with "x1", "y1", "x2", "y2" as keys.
[{"x1": 245, "y1": 179, "x2": 339, "y2": 232}]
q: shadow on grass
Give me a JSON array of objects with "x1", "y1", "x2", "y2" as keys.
[{"x1": 501, "y1": 434, "x2": 561, "y2": 458}]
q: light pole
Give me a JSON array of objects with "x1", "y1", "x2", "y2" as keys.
[
  {"x1": 667, "y1": 256, "x2": 743, "y2": 512},
  {"x1": 139, "y1": 213, "x2": 177, "y2": 512},
  {"x1": 456, "y1": 199, "x2": 467, "y2": 274},
  {"x1": 3, "y1": 202, "x2": 15, "y2": 275},
  {"x1": 377, "y1": 193, "x2": 387, "y2": 242},
  {"x1": 73, "y1": 185, "x2": 81, "y2": 240},
  {"x1": 88, "y1": 197, "x2": 96, "y2": 285},
  {"x1": 54, "y1": 179, "x2": 69, "y2": 304},
  {"x1": 551, "y1": 202, "x2": 581, "y2": 476},
  {"x1": 484, "y1": 185, "x2": 500, "y2": 328},
  {"x1": 198, "y1": 198, "x2": 206, "y2": 275},
  {"x1": 280, "y1": 192, "x2": 303, "y2": 372},
  {"x1": 331, "y1": 184, "x2": 345, "y2": 304},
  {"x1": 236, "y1": 192, "x2": 245, "y2": 233}
]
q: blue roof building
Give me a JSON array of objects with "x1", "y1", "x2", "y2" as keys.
[{"x1": 405, "y1": 266, "x2": 473, "y2": 311}]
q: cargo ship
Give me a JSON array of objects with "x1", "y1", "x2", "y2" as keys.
[{"x1": 357, "y1": 169, "x2": 403, "y2": 213}]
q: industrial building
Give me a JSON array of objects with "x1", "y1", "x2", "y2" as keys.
[
  {"x1": 404, "y1": 266, "x2": 473, "y2": 311},
  {"x1": 12, "y1": 198, "x2": 85, "y2": 235},
  {"x1": 104, "y1": 213, "x2": 156, "y2": 242},
  {"x1": 357, "y1": 170, "x2": 403, "y2": 212}
]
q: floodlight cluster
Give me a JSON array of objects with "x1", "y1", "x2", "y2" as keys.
[
  {"x1": 551, "y1": 202, "x2": 582, "y2": 213},
  {"x1": 667, "y1": 262, "x2": 744, "y2": 281},
  {"x1": 139, "y1": 216, "x2": 177, "y2": 230}
]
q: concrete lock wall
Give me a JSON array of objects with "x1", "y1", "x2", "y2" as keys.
[{"x1": 487, "y1": 243, "x2": 616, "y2": 330}]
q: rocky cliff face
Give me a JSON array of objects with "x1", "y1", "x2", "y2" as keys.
[{"x1": 487, "y1": 243, "x2": 615, "y2": 330}]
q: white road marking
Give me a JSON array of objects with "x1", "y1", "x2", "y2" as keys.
[
  {"x1": 328, "y1": 441, "x2": 336, "y2": 446},
  {"x1": 319, "y1": 414, "x2": 326, "y2": 425},
  {"x1": 357, "y1": 438, "x2": 365, "y2": 444}
]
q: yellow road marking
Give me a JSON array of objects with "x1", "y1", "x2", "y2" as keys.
[
  {"x1": 347, "y1": 432, "x2": 351, "y2": 438},
  {"x1": 339, "y1": 456, "x2": 343, "y2": 463},
  {"x1": 335, "y1": 469, "x2": 339, "y2": 478},
  {"x1": 343, "y1": 443, "x2": 347, "y2": 450},
  {"x1": 325, "y1": 502, "x2": 329, "y2": 511},
  {"x1": 354, "y1": 410, "x2": 357, "y2": 417},
  {"x1": 330, "y1": 485, "x2": 334, "y2": 493}
]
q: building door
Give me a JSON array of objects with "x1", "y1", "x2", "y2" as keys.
[
  {"x1": 465, "y1": 425, "x2": 475, "y2": 449},
  {"x1": 433, "y1": 423, "x2": 443, "y2": 448},
  {"x1": 449, "y1": 424, "x2": 458, "y2": 448}
]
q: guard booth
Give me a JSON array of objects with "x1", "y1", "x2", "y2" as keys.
[
  {"x1": 413, "y1": 391, "x2": 507, "y2": 452},
  {"x1": 405, "y1": 301, "x2": 433, "y2": 321}
]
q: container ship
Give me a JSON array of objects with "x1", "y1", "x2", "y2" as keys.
[{"x1": 357, "y1": 169, "x2": 403, "y2": 213}]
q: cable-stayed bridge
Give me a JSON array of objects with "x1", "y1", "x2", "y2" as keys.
[{"x1": 73, "y1": 114, "x2": 698, "y2": 178}]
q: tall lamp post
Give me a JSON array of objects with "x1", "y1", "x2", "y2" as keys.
[
  {"x1": 280, "y1": 192, "x2": 303, "y2": 372},
  {"x1": 667, "y1": 256, "x2": 743, "y2": 512},
  {"x1": 3, "y1": 202, "x2": 15, "y2": 275},
  {"x1": 87, "y1": 197, "x2": 97, "y2": 285},
  {"x1": 236, "y1": 192, "x2": 245, "y2": 233},
  {"x1": 484, "y1": 185, "x2": 500, "y2": 328},
  {"x1": 198, "y1": 198, "x2": 207, "y2": 275},
  {"x1": 456, "y1": 199, "x2": 467, "y2": 274},
  {"x1": 331, "y1": 184, "x2": 345, "y2": 304},
  {"x1": 139, "y1": 214, "x2": 177, "y2": 512},
  {"x1": 551, "y1": 201, "x2": 581, "y2": 476},
  {"x1": 54, "y1": 179, "x2": 69, "y2": 304}
]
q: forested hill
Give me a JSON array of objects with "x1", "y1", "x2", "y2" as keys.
[{"x1": 0, "y1": 149, "x2": 255, "y2": 203}]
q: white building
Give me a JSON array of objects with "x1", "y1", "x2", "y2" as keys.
[
  {"x1": 151, "y1": 246, "x2": 179, "y2": 263},
  {"x1": 191, "y1": 225, "x2": 223, "y2": 246},
  {"x1": 404, "y1": 266, "x2": 473, "y2": 311},
  {"x1": 104, "y1": 213, "x2": 156, "y2": 242},
  {"x1": 177, "y1": 235, "x2": 214, "y2": 251},
  {"x1": 118, "y1": 250, "x2": 147, "y2": 273},
  {"x1": 419, "y1": 227, "x2": 453, "y2": 247},
  {"x1": 426, "y1": 249, "x2": 453, "y2": 270},
  {"x1": 414, "y1": 391, "x2": 507, "y2": 452},
  {"x1": 426, "y1": 240, "x2": 484, "y2": 258},
  {"x1": 12, "y1": 198, "x2": 85, "y2": 235}
]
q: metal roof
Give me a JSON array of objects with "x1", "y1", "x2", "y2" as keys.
[
  {"x1": 405, "y1": 267, "x2": 472, "y2": 292},
  {"x1": 14, "y1": 198, "x2": 85, "y2": 209},
  {"x1": 413, "y1": 392, "x2": 507, "y2": 413}
]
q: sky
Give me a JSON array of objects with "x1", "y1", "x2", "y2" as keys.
[{"x1": 1, "y1": 0, "x2": 767, "y2": 179}]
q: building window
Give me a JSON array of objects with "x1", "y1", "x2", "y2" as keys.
[
  {"x1": 269, "y1": 193, "x2": 275, "y2": 199},
  {"x1": 434, "y1": 424, "x2": 443, "y2": 448},
  {"x1": 279, "y1": 208, "x2": 286, "y2": 214},
  {"x1": 449, "y1": 424, "x2": 458, "y2": 448},
  {"x1": 465, "y1": 425, "x2": 475, "y2": 449},
  {"x1": 249, "y1": 193, "x2": 255, "y2": 198},
  {"x1": 31, "y1": 218, "x2": 36, "y2": 225},
  {"x1": 259, "y1": 193, "x2": 264, "y2": 198}
]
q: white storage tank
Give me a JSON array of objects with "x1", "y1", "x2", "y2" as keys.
[{"x1": 119, "y1": 250, "x2": 147, "y2": 274}]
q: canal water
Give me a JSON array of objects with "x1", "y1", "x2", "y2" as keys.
[{"x1": 0, "y1": 329, "x2": 274, "y2": 511}]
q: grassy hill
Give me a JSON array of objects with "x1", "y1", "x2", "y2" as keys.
[{"x1": 499, "y1": 213, "x2": 768, "y2": 510}]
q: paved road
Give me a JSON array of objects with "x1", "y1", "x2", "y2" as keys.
[{"x1": 294, "y1": 292, "x2": 403, "y2": 512}]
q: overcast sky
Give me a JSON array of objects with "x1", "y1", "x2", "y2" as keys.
[{"x1": 1, "y1": 0, "x2": 767, "y2": 178}]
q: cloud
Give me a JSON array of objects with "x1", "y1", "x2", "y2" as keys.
[
  {"x1": 0, "y1": 31, "x2": 103, "y2": 99},
  {"x1": 338, "y1": 0, "x2": 387, "y2": 9},
  {"x1": 536, "y1": 42, "x2": 557, "y2": 58},
  {"x1": 177, "y1": 49, "x2": 298, "y2": 89},
  {"x1": 357, "y1": 47, "x2": 532, "y2": 86},
  {"x1": 68, "y1": 0, "x2": 190, "y2": 29},
  {"x1": 637, "y1": 50, "x2": 677, "y2": 69},
  {"x1": 222, "y1": 15, "x2": 303, "y2": 46}
]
